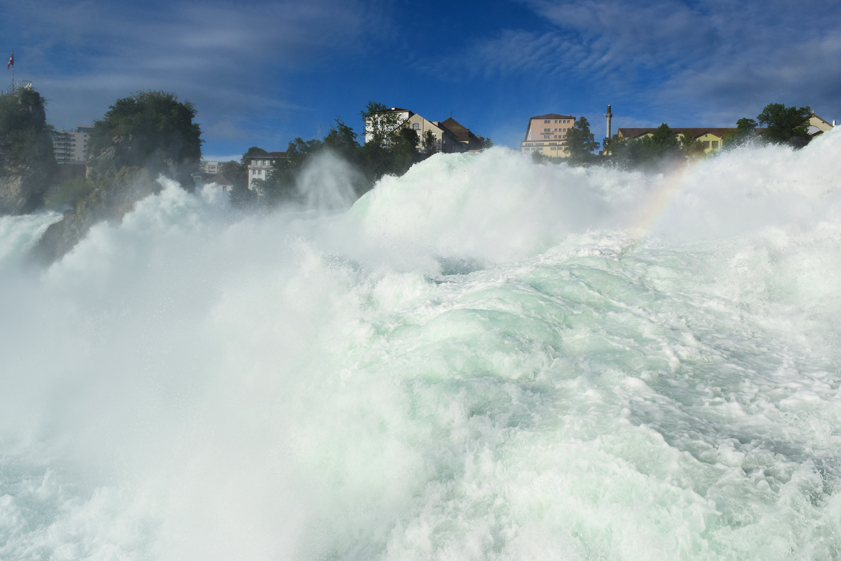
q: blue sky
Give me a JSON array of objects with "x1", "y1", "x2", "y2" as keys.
[{"x1": 2, "y1": 0, "x2": 839, "y2": 159}]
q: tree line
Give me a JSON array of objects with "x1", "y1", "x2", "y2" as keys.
[
  {"x1": 556, "y1": 103, "x2": 816, "y2": 170},
  {"x1": 222, "y1": 102, "x2": 493, "y2": 208},
  {"x1": 0, "y1": 85, "x2": 820, "y2": 218}
]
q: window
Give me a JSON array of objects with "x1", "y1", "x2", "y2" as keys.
[
  {"x1": 703, "y1": 141, "x2": 710, "y2": 148},
  {"x1": 711, "y1": 141, "x2": 719, "y2": 149},
  {"x1": 545, "y1": 120, "x2": 550, "y2": 123},
  {"x1": 413, "y1": 123, "x2": 419, "y2": 130}
]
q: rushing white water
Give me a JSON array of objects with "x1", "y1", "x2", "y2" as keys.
[{"x1": 2, "y1": 134, "x2": 841, "y2": 560}]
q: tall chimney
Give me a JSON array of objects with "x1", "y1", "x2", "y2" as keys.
[{"x1": 605, "y1": 104, "x2": 613, "y2": 140}]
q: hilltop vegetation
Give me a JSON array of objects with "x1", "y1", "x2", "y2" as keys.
[
  {"x1": 33, "y1": 91, "x2": 203, "y2": 263},
  {"x1": 252, "y1": 102, "x2": 476, "y2": 206},
  {"x1": 87, "y1": 91, "x2": 202, "y2": 186},
  {"x1": 0, "y1": 88, "x2": 55, "y2": 214}
]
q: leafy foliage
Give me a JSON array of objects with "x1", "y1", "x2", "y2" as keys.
[
  {"x1": 604, "y1": 124, "x2": 720, "y2": 169},
  {"x1": 0, "y1": 88, "x2": 54, "y2": 176},
  {"x1": 757, "y1": 103, "x2": 812, "y2": 148},
  {"x1": 722, "y1": 118, "x2": 759, "y2": 148},
  {"x1": 679, "y1": 132, "x2": 706, "y2": 159},
  {"x1": 87, "y1": 91, "x2": 202, "y2": 185},
  {"x1": 240, "y1": 147, "x2": 267, "y2": 167},
  {"x1": 0, "y1": 88, "x2": 55, "y2": 213},
  {"x1": 44, "y1": 176, "x2": 95, "y2": 209},
  {"x1": 220, "y1": 160, "x2": 247, "y2": 189},
  {"x1": 252, "y1": 103, "x2": 442, "y2": 208},
  {"x1": 360, "y1": 102, "x2": 407, "y2": 148},
  {"x1": 564, "y1": 117, "x2": 599, "y2": 164}
]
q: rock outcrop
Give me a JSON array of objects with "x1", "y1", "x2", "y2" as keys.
[
  {"x1": 31, "y1": 167, "x2": 160, "y2": 265},
  {"x1": 0, "y1": 88, "x2": 55, "y2": 215},
  {"x1": 0, "y1": 174, "x2": 49, "y2": 215}
]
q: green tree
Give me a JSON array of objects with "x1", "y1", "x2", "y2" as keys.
[
  {"x1": 256, "y1": 138, "x2": 323, "y2": 205},
  {"x1": 480, "y1": 137, "x2": 494, "y2": 150},
  {"x1": 219, "y1": 160, "x2": 247, "y2": 189},
  {"x1": 323, "y1": 118, "x2": 360, "y2": 163},
  {"x1": 357, "y1": 102, "x2": 427, "y2": 184},
  {"x1": 218, "y1": 159, "x2": 257, "y2": 208},
  {"x1": 564, "y1": 117, "x2": 599, "y2": 164},
  {"x1": 680, "y1": 132, "x2": 706, "y2": 158},
  {"x1": 722, "y1": 118, "x2": 758, "y2": 148},
  {"x1": 531, "y1": 151, "x2": 550, "y2": 164},
  {"x1": 87, "y1": 90, "x2": 202, "y2": 186},
  {"x1": 240, "y1": 146, "x2": 267, "y2": 167},
  {"x1": 360, "y1": 102, "x2": 408, "y2": 148},
  {"x1": 604, "y1": 124, "x2": 682, "y2": 170},
  {"x1": 422, "y1": 130, "x2": 438, "y2": 155},
  {"x1": 44, "y1": 175, "x2": 95, "y2": 209},
  {"x1": 757, "y1": 103, "x2": 812, "y2": 148}
]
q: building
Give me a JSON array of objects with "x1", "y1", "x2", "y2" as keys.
[
  {"x1": 364, "y1": 107, "x2": 484, "y2": 153},
  {"x1": 617, "y1": 128, "x2": 750, "y2": 154},
  {"x1": 616, "y1": 111, "x2": 835, "y2": 152},
  {"x1": 808, "y1": 112, "x2": 835, "y2": 137},
  {"x1": 405, "y1": 113, "x2": 462, "y2": 152},
  {"x1": 521, "y1": 114, "x2": 576, "y2": 157},
  {"x1": 438, "y1": 117, "x2": 484, "y2": 151},
  {"x1": 53, "y1": 125, "x2": 93, "y2": 164},
  {"x1": 364, "y1": 108, "x2": 413, "y2": 144},
  {"x1": 247, "y1": 152, "x2": 287, "y2": 190},
  {"x1": 200, "y1": 160, "x2": 222, "y2": 175}
]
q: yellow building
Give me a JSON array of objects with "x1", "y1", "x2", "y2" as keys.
[
  {"x1": 616, "y1": 128, "x2": 742, "y2": 154},
  {"x1": 808, "y1": 112, "x2": 835, "y2": 137}
]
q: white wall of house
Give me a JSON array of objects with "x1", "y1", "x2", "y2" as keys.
[
  {"x1": 364, "y1": 108, "x2": 412, "y2": 143},
  {"x1": 247, "y1": 157, "x2": 274, "y2": 190}
]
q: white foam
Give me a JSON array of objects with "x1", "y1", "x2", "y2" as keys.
[{"x1": 1, "y1": 137, "x2": 841, "y2": 559}]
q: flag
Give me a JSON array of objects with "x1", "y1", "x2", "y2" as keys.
[{"x1": 6, "y1": 53, "x2": 12, "y2": 69}]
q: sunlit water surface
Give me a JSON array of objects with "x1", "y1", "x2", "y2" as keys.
[{"x1": 2, "y1": 136, "x2": 841, "y2": 560}]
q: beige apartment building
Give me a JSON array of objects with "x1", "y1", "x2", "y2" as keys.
[
  {"x1": 521, "y1": 114, "x2": 576, "y2": 157},
  {"x1": 405, "y1": 113, "x2": 464, "y2": 153}
]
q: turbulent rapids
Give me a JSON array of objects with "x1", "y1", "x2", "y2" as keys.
[{"x1": 2, "y1": 134, "x2": 841, "y2": 560}]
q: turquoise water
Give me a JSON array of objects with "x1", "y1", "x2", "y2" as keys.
[{"x1": 1, "y1": 136, "x2": 841, "y2": 560}]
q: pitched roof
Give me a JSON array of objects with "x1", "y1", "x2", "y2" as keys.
[
  {"x1": 617, "y1": 127, "x2": 765, "y2": 139},
  {"x1": 208, "y1": 173, "x2": 232, "y2": 186},
  {"x1": 439, "y1": 117, "x2": 480, "y2": 144},
  {"x1": 440, "y1": 117, "x2": 467, "y2": 132},
  {"x1": 531, "y1": 114, "x2": 575, "y2": 120}
]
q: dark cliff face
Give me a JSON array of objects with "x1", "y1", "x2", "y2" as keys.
[
  {"x1": 30, "y1": 167, "x2": 160, "y2": 265},
  {"x1": 0, "y1": 174, "x2": 48, "y2": 215}
]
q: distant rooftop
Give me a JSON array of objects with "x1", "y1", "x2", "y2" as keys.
[
  {"x1": 618, "y1": 127, "x2": 765, "y2": 139},
  {"x1": 530, "y1": 114, "x2": 575, "y2": 120}
]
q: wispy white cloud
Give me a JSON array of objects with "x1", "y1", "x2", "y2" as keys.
[
  {"x1": 416, "y1": 0, "x2": 841, "y2": 124},
  {"x1": 0, "y1": 0, "x2": 392, "y2": 144}
]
